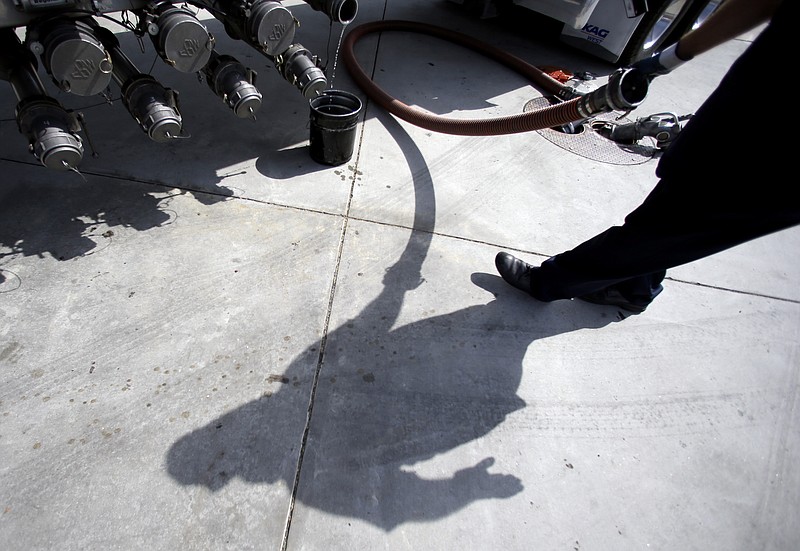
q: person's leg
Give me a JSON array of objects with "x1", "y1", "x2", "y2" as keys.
[
  {"x1": 496, "y1": 171, "x2": 800, "y2": 310},
  {"x1": 574, "y1": 271, "x2": 666, "y2": 313},
  {"x1": 532, "y1": 163, "x2": 800, "y2": 294},
  {"x1": 495, "y1": 250, "x2": 663, "y2": 312}
]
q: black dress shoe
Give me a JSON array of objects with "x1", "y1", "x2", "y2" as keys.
[
  {"x1": 495, "y1": 252, "x2": 537, "y2": 295},
  {"x1": 577, "y1": 288, "x2": 649, "y2": 313}
]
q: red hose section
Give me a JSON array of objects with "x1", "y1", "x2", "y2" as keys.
[{"x1": 341, "y1": 19, "x2": 587, "y2": 136}]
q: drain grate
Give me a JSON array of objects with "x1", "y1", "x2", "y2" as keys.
[{"x1": 524, "y1": 97, "x2": 658, "y2": 165}]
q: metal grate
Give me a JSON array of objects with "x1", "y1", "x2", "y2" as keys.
[{"x1": 524, "y1": 97, "x2": 658, "y2": 165}]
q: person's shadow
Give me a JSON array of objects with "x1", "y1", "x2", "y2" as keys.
[{"x1": 166, "y1": 110, "x2": 620, "y2": 530}]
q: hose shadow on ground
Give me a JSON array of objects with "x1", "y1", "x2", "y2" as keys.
[{"x1": 166, "y1": 109, "x2": 621, "y2": 530}]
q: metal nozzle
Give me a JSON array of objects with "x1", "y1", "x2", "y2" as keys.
[{"x1": 600, "y1": 112, "x2": 688, "y2": 150}]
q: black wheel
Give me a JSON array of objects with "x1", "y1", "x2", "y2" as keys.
[{"x1": 617, "y1": 0, "x2": 723, "y2": 65}]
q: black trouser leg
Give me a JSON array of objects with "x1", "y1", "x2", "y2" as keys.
[
  {"x1": 530, "y1": 174, "x2": 800, "y2": 303},
  {"x1": 527, "y1": 0, "x2": 800, "y2": 304}
]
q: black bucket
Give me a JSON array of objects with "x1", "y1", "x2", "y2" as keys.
[{"x1": 309, "y1": 89, "x2": 362, "y2": 166}]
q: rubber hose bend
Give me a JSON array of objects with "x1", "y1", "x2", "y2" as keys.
[{"x1": 341, "y1": 20, "x2": 589, "y2": 136}]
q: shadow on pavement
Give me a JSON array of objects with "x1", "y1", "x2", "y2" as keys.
[
  {"x1": 166, "y1": 109, "x2": 619, "y2": 530},
  {"x1": 0, "y1": 173, "x2": 228, "y2": 261}
]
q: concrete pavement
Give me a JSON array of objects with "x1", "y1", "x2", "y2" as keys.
[{"x1": 1, "y1": 0, "x2": 798, "y2": 549}]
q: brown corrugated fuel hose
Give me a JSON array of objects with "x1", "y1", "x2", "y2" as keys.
[{"x1": 341, "y1": 20, "x2": 648, "y2": 136}]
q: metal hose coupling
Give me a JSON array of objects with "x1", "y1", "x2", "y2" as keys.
[
  {"x1": 203, "y1": 51, "x2": 262, "y2": 119},
  {"x1": 141, "y1": 2, "x2": 215, "y2": 73},
  {"x1": 303, "y1": 0, "x2": 358, "y2": 24},
  {"x1": 17, "y1": 96, "x2": 84, "y2": 170},
  {"x1": 246, "y1": 0, "x2": 296, "y2": 55},
  {"x1": 1, "y1": 30, "x2": 84, "y2": 170},
  {"x1": 276, "y1": 44, "x2": 327, "y2": 98},
  {"x1": 575, "y1": 67, "x2": 649, "y2": 118},
  {"x1": 25, "y1": 17, "x2": 114, "y2": 97},
  {"x1": 102, "y1": 31, "x2": 184, "y2": 142},
  {"x1": 195, "y1": 0, "x2": 296, "y2": 56},
  {"x1": 120, "y1": 75, "x2": 184, "y2": 142}
]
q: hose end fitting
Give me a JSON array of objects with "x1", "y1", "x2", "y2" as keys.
[
  {"x1": 576, "y1": 67, "x2": 649, "y2": 118},
  {"x1": 303, "y1": 0, "x2": 358, "y2": 24}
]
